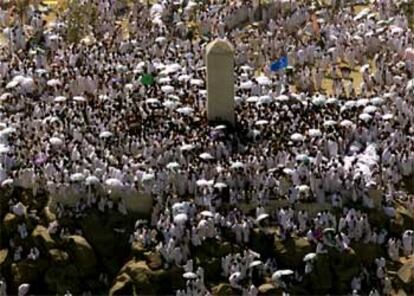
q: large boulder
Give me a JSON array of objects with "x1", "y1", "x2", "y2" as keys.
[
  {"x1": 112, "y1": 260, "x2": 185, "y2": 295},
  {"x1": 109, "y1": 273, "x2": 133, "y2": 296},
  {"x1": 0, "y1": 249, "x2": 8, "y2": 265},
  {"x1": 250, "y1": 229, "x2": 275, "y2": 258},
  {"x1": 397, "y1": 256, "x2": 414, "y2": 293},
  {"x1": 131, "y1": 241, "x2": 147, "y2": 259},
  {"x1": 119, "y1": 260, "x2": 155, "y2": 295},
  {"x1": 48, "y1": 249, "x2": 69, "y2": 265},
  {"x1": 11, "y1": 258, "x2": 49, "y2": 287},
  {"x1": 79, "y1": 211, "x2": 131, "y2": 276},
  {"x1": 45, "y1": 264, "x2": 82, "y2": 294},
  {"x1": 145, "y1": 251, "x2": 163, "y2": 270},
  {"x1": 258, "y1": 283, "x2": 281, "y2": 295},
  {"x1": 273, "y1": 237, "x2": 312, "y2": 268},
  {"x1": 31, "y1": 225, "x2": 55, "y2": 250},
  {"x1": 65, "y1": 235, "x2": 97, "y2": 277},
  {"x1": 41, "y1": 206, "x2": 56, "y2": 224},
  {"x1": 307, "y1": 253, "x2": 333, "y2": 294},
  {"x1": 212, "y1": 283, "x2": 234, "y2": 296},
  {"x1": 3, "y1": 213, "x2": 18, "y2": 234}
]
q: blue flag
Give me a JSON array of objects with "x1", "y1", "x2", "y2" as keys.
[{"x1": 270, "y1": 56, "x2": 288, "y2": 72}]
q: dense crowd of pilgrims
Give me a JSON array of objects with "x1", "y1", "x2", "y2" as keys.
[{"x1": 0, "y1": 0, "x2": 413, "y2": 295}]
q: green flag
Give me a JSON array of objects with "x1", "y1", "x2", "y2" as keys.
[{"x1": 140, "y1": 74, "x2": 155, "y2": 86}]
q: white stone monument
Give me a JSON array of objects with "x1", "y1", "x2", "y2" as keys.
[{"x1": 206, "y1": 38, "x2": 235, "y2": 126}]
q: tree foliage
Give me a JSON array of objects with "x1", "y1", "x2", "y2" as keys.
[{"x1": 63, "y1": 0, "x2": 98, "y2": 43}]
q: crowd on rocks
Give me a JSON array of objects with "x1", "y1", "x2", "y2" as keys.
[{"x1": 0, "y1": 0, "x2": 414, "y2": 295}]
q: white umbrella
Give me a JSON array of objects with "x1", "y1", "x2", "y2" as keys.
[
  {"x1": 363, "y1": 105, "x2": 377, "y2": 114},
  {"x1": 1, "y1": 127, "x2": 16, "y2": 135},
  {"x1": 340, "y1": 119, "x2": 354, "y2": 127},
  {"x1": 146, "y1": 98, "x2": 160, "y2": 104},
  {"x1": 85, "y1": 175, "x2": 100, "y2": 185},
  {"x1": 178, "y1": 74, "x2": 190, "y2": 82},
  {"x1": 200, "y1": 210, "x2": 214, "y2": 218},
  {"x1": 73, "y1": 96, "x2": 86, "y2": 102},
  {"x1": 359, "y1": 113, "x2": 372, "y2": 121},
  {"x1": 199, "y1": 152, "x2": 214, "y2": 160},
  {"x1": 99, "y1": 131, "x2": 113, "y2": 139},
  {"x1": 240, "y1": 81, "x2": 253, "y2": 89},
  {"x1": 296, "y1": 154, "x2": 309, "y2": 162},
  {"x1": 183, "y1": 272, "x2": 197, "y2": 279},
  {"x1": 255, "y1": 120, "x2": 269, "y2": 126},
  {"x1": 49, "y1": 137, "x2": 63, "y2": 146},
  {"x1": 180, "y1": 144, "x2": 195, "y2": 151},
  {"x1": 275, "y1": 95, "x2": 289, "y2": 102},
  {"x1": 259, "y1": 95, "x2": 272, "y2": 104},
  {"x1": 357, "y1": 98, "x2": 370, "y2": 107},
  {"x1": 6, "y1": 80, "x2": 19, "y2": 89},
  {"x1": 165, "y1": 63, "x2": 181, "y2": 73},
  {"x1": 174, "y1": 213, "x2": 188, "y2": 224},
  {"x1": 161, "y1": 85, "x2": 175, "y2": 93},
  {"x1": 298, "y1": 185, "x2": 310, "y2": 192},
  {"x1": 0, "y1": 145, "x2": 10, "y2": 154},
  {"x1": 240, "y1": 65, "x2": 253, "y2": 71},
  {"x1": 303, "y1": 253, "x2": 317, "y2": 262},
  {"x1": 162, "y1": 100, "x2": 179, "y2": 109},
  {"x1": 344, "y1": 100, "x2": 357, "y2": 109},
  {"x1": 47, "y1": 79, "x2": 61, "y2": 87},
  {"x1": 70, "y1": 173, "x2": 85, "y2": 182},
  {"x1": 105, "y1": 178, "x2": 123, "y2": 188},
  {"x1": 272, "y1": 269, "x2": 294, "y2": 280},
  {"x1": 326, "y1": 97, "x2": 338, "y2": 105},
  {"x1": 190, "y1": 79, "x2": 204, "y2": 86},
  {"x1": 256, "y1": 76, "x2": 271, "y2": 85},
  {"x1": 290, "y1": 133, "x2": 305, "y2": 142},
  {"x1": 247, "y1": 96, "x2": 259, "y2": 103},
  {"x1": 360, "y1": 64, "x2": 370, "y2": 73},
  {"x1": 371, "y1": 97, "x2": 384, "y2": 106},
  {"x1": 158, "y1": 77, "x2": 171, "y2": 84},
  {"x1": 18, "y1": 283, "x2": 30, "y2": 296},
  {"x1": 166, "y1": 162, "x2": 180, "y2": 169},
  {"x1": 249, "y1": 260, "x2": 263, "y2": 268},
  {"x1": 256, "y1": 213, "x2": 269, "y2": 223},
  {"x1": 2, "y1": 179, "x2": 14, "y2": 187},
  {"x1": 196, "y1": 179, "x2": 213, "y2": 187},
  {"x1": 21, "y1": 77, "x2": 34, "y2": 91},
  {"x1": 390, "y1": 25, "x2": 403, "y2": 34},
  {"x1": 155, "y1": 36, "x2": 166, "y2": 43},
  {"x1": 214, "y1": 182, "x2": 227, "y2": 189},
  {"x1": 142, "y1": 173, "x2": 155, "y2": 182},
  {"x1": 230, "y1": 161, "x2": 245, "y2": 169},
  {"x1": 308, "y1": 129, "x2": 322, "y2": 137},
  {"x1": 54, "y1": 96, "x2": 67, "y2": 103},
  {"x1": 323, "y1": 120, "x2": 337, "y2": 127},
  {"x1": 176, "y1": 106, "x2": 194, "y2": 115},
  {"x1": 382, "y1": 114, "x2": 394, "y2": 120},
  {"x1": 229, "y1": 272, "x2": 241, "y2": 281},
  {"x1": 283, "y1": 168, "x2": 294, "y2": 175},
  {"x1": 0, "y1": 93, "x2": 12, "y2": 101},
  {"x1": 312, "y1": 95, "x2": 326, "y2": 106},
  {"x1": 214, "y1": 125, "x2": 227, "y2": 130}
]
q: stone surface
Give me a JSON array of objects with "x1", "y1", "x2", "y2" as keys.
[
  {"x1": 65, "y1": 235, "x2": 97, "y2": 277},
  {"x1": 212, "y1": 283, "x2": 234, "y2": 296},
  {"x1": 206, "y1": 38, "x2": 235, "y2": 125},
  {"x1": 31, "y1": 225, "x2": 56, "y2": 250}
]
